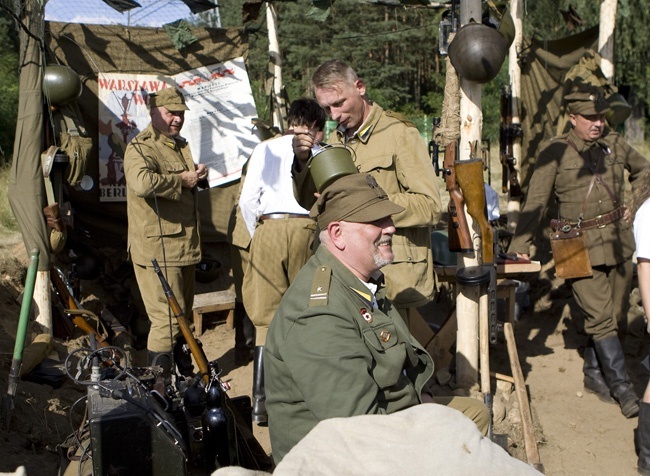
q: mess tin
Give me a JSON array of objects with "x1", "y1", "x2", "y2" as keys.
[{"x1": 307, "y1": 144, "x2": 358, "y2": 193}]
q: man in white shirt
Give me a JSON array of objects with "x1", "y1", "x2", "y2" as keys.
[{"x1": 238, "y1": 98, "x2": 326, "y2": 424}]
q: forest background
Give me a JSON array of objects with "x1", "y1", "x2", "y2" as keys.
[{"x1": 0, "y1": 0, "x2": 649, "y2": 185}]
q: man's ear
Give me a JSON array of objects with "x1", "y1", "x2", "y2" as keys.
[
  {"x1": 355, "y1": 79, "x2": 366, "y2": 97},
  {"x1": 328, "y1": 222, "x2": 346, "y2": 250},
  {"x1": 569, "y1": 113, "x2": 577, "y2": 127}
]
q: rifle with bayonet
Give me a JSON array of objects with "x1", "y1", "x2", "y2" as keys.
[{"x1": 499, "y1": 86, "x2": 523, "y2": 198}]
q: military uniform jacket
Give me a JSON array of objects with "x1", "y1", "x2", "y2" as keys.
[
  {"x1": 293, "y1": 103, "x2": 442, "y2": 307},
  {"x1": 510, "y1": 128, "x2": 648, "y2": 266},
  {"x1": 125, "y1": 123, "x2": 201, "y2": 267},
  {"x1": 264, "y1": 246, "x2": 434, "y2": 463}
]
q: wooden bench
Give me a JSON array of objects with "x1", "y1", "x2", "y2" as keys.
[{"x1": 192, "y1": 289, "x2": 236, "y2": 336}]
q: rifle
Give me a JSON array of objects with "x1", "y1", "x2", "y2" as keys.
[
  {"x1": 50, "y1": 267, "x2": 111, "y2": 349},
  {"x1": 442, "y1": 141, "x2": 473, "y2": 252},
  {"x1": 454, "y1": 155, "x2": 499, "y2": 440},
  {"x1": 499, "y1": 86, "x2": 523, "y2": 198},
  {"x1": 151, "y1": 259, "x2": 274, "y2": 471},
  {"x1": 429, "y1": 117, "x2": 442, "y2": 176}
]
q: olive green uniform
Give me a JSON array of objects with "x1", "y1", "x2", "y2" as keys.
[
  {"x1": 125, "y1": 123, "x2": 201, "y2": 353},
  {"x1": 294, "y1": 104, "x2": 442, "y2": 308},
  {"x1": 265, "y1": 246, "x2": 489, "y2": 463},
  {"x1": 510, "y1": 128, "x2": 648, "y2": 340}
]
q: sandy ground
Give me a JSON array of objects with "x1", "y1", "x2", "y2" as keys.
[{"x1": 0, "y1": 231, "x2": 647, "y2": 475}]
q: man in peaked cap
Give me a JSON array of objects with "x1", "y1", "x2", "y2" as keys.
[
  {"x1": 510, "y1": 84, "x2": 649, "y2": 418},
  {"x1": 125, "y1": 86, "x2": 208, "y2": 381},
  {"x1": 264, "y1": 173, "x2": 489, "y2": 464}
]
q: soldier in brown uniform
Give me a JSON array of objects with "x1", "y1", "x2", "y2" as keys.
[
  {"x1": 510, "y1": 84, "x2": 649, "y2": 418},
  {"x1": 292, "y1": 60, "x2": 442, "y2": 336},
  {"x1": 125, "y1": 87, "x2": 207, "y2": 379}
]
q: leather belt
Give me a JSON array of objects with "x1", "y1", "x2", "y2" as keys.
[
  {"x1": 569, "y1": 207, "x2": 625, "y2": 230},
  {"x1": 258, "y1": 213, "x2": 310, "y2": 221}
]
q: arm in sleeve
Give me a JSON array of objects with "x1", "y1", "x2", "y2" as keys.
[
  {"x1": 388, "y1": 126, "x2": 442, "y2": 228},
  {"x1": 509, "y1": 144, "x2": 559, "y2": 254},
  {"x1": 282, "y1": 311, "x2": 385, "y2": 419},
  {"x1": 124, "y1": 141, "x2": 182, "y2": 200}
]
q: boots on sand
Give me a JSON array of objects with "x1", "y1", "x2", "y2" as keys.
[
  {"x1": 594, "y1": 336, "x2": 640, "y2": 418},
  {"x1": 252, "y1": 346, "x2": 267, "y2": 425}
]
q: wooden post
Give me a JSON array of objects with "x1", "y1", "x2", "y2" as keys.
[
  {"x1": 455, "y1": 0, "x2": 483, "y2": 391},
  {"x1": 598, "y1": 0, "x2": 617, "y2": 82},
  {"x1": 33, "y1": 270, "x2": 52, "y2": 335},
  {"x1": 266, "y1": 1, "x2": 285, "y2": 131}
]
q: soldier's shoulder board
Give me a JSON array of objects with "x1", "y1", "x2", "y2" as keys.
[{"x1": 309, "y1": 265, "x2": 331, "y2": 307}]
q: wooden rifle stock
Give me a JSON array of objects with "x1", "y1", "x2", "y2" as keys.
[
  {"x1": 50, "y1": 268, "x2": 110, "y2": 348},
  {"x1": 454, "y1": 158, "x2": 494, "y2": 264},
  {"x1": 443, "y1": 142, "x2": 473, "y2": 252},
  {"x1": 151, "y1": 259, "x2": 210, "y2": 384}
]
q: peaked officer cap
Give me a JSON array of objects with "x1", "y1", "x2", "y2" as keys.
[{"x1": 149, "y1": 87, "x2": 189, "y2": 112}]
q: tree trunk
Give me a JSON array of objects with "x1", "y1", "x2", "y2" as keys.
[{"x1": 599, "y1": 0, "x2": 617, "y2": 82}]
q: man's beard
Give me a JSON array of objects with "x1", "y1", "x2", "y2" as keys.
[{"x1": 373, "y1": 239, "x2": 394, "y2": 269}]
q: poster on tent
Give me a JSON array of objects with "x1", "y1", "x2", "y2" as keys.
[
  {"x1": 174, "y1": 57, "x2": 259, "y2": 188},
  {"x1": 97, "y1": 73, "x2": 169, "y2": 202},
  {"x1": 96, "y1": 58, "x2": 259, "y2": 202}
]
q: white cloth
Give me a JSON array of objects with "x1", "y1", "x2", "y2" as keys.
[
  {"x1": 212, "y1": 404, "x2": 543, "y2": 476},
  {"x1": 238, "y1": 134, "x2": 309, "y2": 237},
  {"x1": 634, "y1": 199, "x2": 650, "y2": 260}
]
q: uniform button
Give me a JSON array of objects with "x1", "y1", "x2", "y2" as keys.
[{"x1": 379, "y1": 330, "x2": 391, "y2": 342}]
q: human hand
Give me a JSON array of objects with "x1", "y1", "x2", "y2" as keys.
[
  {"x1": 195, "y1": 163, "x2": 208, "y2": 180},
  {"x1": 180, "y1": 169, "x2": 201, "y2": 188},
  {"x1": 623, "y1": 204, "x2": 631, "y2": 224},
  {"x1": 292, "y1": 131, "x2": 315, "y2": 162},
  {"x1": 515, "y1": 252, "x2": 530, "y2": 260}
]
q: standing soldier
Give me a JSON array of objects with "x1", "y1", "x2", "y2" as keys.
[
  {"x1": 510, "y1": 84, "x2": 649, "y2": 418},
  {"x1": 292, "y1": 60, "x2": 442, "y2": 340},
  {"x1": 125, "y1": 86, "x2": 207, "y2": 380}
]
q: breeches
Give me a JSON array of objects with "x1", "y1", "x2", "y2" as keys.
[
  {"x1": 133, "y1": 263, "x2": 195, "y2": 353},
  {"x1": 243, "y1": 217, "x2": 315, "y2": 345},
  {"x1": 570, "y1": 260, "x2": 633, "y2": 341},
  {"x1": 431, "y1": 396, "x2": 491, "y2": 436}
]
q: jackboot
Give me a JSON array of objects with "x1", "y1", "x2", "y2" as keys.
[
  {"x1": 594, "y1": 336, "x2": 640, "y2": 418},
  {"x1": 638, "y1": 402, "x2": 650, "y2": 475},
  {"x1": 252, "y1": 346, "x2": 268, "y2": 425},
  {"x1": 583, "y1": 340, "x2": 615, "y2": 404},
  {"x1": 148, "y1": 351, "x2": 173, "y2": 385},
  {"x1": 234, "y1": 302, "x2": 255, "y2": 365}
]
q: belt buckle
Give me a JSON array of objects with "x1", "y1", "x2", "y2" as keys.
[{"x1": 596, "y1": 214, "x2": 606, "y2": 228}]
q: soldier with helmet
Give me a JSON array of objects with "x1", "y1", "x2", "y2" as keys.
[{"x1": 510, "y1": 84, "x2": 649, "y2": 418}]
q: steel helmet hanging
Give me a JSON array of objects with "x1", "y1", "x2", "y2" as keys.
[
  {"x1": 448, "y1": 21, "x2": 508, "y2": 84},
  {"x1": 43, "y1": 64, "x2": 82, "y2": 106}
]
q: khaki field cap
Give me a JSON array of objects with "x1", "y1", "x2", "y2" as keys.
[
  {"x1": 565, "y1": 85, "x2": 610, "y2": 116},
  {"x1": 149, "y1": 87, "x2": 189, "y2": 111},
  {"x1": 310, "y1": 173, "x2": 405, "y2": 229}
]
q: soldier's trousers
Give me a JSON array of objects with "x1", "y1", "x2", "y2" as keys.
[
  {"x1": 570, "y1": 260, "x2": 633, "y2": 342},
  {"x1": 134, "y1": 263, "x2": 195, "y2": 353}
]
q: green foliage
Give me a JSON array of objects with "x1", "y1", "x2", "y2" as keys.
[
  {"x1": 0, "y1": 13, "x2": 19, "y2": 166},
  {"x1": 0, "y1": 163, "x2": 18, "y2": 233}
]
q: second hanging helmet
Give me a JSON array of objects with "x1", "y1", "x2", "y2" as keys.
[{"x1": 448, "y1": 21, "x2": 508, "y2": 84}]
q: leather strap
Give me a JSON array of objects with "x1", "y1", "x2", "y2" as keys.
[{"x1": 258, "y1": 213, "x2": 310, "y2": 221}]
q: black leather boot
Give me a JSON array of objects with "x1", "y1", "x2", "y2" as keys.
[
  {"x1": 252, "y1": 346, "x2": 268, "y2": 425},
  {"x1": 594, "y1": 336, "x2": 640, "y2": 418},
  {"x1": 234, "y1": 302, "x2": 255, "y2": 365},
  {"x1": 638, "y1": 402, "x2": 650, "y2": 475},
  {"x1": 583, "y1": 340, "x2": 615, "y2": 404}
]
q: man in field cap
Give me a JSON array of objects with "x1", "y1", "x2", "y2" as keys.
[
  {"x1": 264, "y1": 173, "x2": 489, "y2": 464},
  {"x1": 125, "y1": 85, "x2": 207, "y2": 382},
  {"x1": 510, "y1": 82, "x2": 649, "y2": 419}
]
